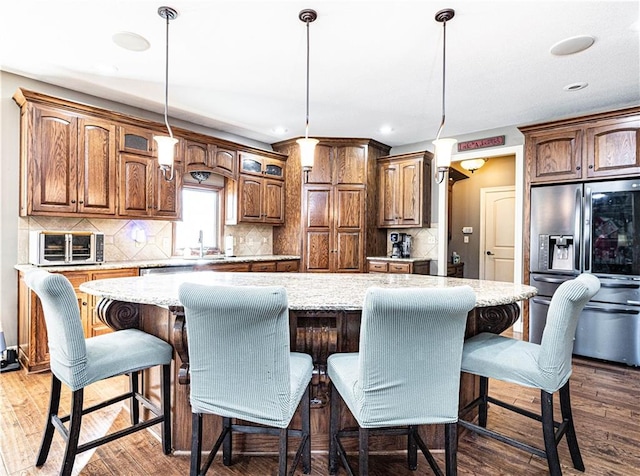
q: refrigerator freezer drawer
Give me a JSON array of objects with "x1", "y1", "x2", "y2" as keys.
[{"x1": 529, "y1": 297, "x2": 640, "y2": 366}]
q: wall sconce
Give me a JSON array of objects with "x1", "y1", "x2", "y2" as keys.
[
  {"x1": 459, "y1": 158, "x2": 487, "y2": 173},
  {"x1": 296, "y1": 9, "x2": 319, "y2": 183},
  {"x1": 154, "y1": 6, "x2": 179, "y2": 182},
  {"x1": 432, "y1": 8, "x2": 456, "y2": 184}
]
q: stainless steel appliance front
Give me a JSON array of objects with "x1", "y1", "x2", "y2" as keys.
[{"x1": 29, "y1": 231, "x2": 105, "y2": 266}]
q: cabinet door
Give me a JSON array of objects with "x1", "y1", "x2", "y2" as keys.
[
  {"x1": 306, "y1": 144, "x2": 333, "y2": 184},
  {"x1": 397, "y1": 159, "x2": 422, "y2": 225},
  {"x1": 378, "y1": 161, "x2": 399, "y2": 226},
  {"x1": 119, "y1": 153, "x2": 154, "y2": 216},
  {"x1": 304, "y1": 186, "x2": 332, "y2": 272},
  {"x1": 527, "y1": 128, "x2": 582, "y2": 183},
  {"x1": 31, "y1": 106, "x2": 78, "y2": 213},
  {"x1": 77, "y1": 118, "x2": 117, "y2": 215},
  {"x1": 119, "y1": 125, "x2": 156, "y2": 156},
  {"x1": 586, "y1": 117, "x2": 640, "y2": 178},
  {"x1": 263, "y1": 178, "x2": 284, "y2": 224},
  {"x1": 239, "y1": 152, "x2": 265, "y2": 177},
  {"x1": 184, "y1": 140, "x2": 210, "y2": 169},
  {"x1": 155, "y1": 161, "x2": 182, "y2": 218},
  {"x1": 212, "y1": 147, "x2": 237, "y2": 178},
  {"x1": 334, "y1": 187, "x2": 364, "y2": 272},
  {"x1": 335, "y1": 145, "x2": 366, "y2": 185},
  {"x1": 238, "y1": 175, "x2": 263, "y2": 222}
]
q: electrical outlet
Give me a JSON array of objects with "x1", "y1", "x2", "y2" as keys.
[
  {"x1": 427, "y1": 236, "x2": 436, "y2": 244},
  {"x1": 464, "y1": 236, "x2": 469, "y2": 243}
]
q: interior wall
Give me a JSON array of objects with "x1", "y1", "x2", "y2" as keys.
[{"x1": 449, "y1": 155, "x2": 516, "y2": 278}]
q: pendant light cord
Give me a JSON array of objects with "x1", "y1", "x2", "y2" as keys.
[
  {"x1": 435, "y1": 18, "x2": 448, "y2": 142},
  {"x1": 163, "y1": 13, "x2": 174, "y2": 139},
  {"x1": 304, "y1": 18, "x2": 311, "y2": 139}
]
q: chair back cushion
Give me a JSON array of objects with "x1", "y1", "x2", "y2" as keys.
[
  {"x1": 179, "y1": 283, "x2": 294, "y2": 427},
  {"x1": 24, "y1": 270, "x2": 88, "y2": 387},
  {"x1": 356, "y1": 286, "x2": 476, "y2": 426},
  {"x1": 538, "y1": 273, "x2": 600, "y2": 379}
]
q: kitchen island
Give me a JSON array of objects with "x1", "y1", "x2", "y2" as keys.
[{"x1": 80, "y1": 272, "x2": 536, "y2": 453}]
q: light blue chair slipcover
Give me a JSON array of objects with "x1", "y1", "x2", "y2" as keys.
[
  {"x1": 24, "y1": 269, "x2": 172, "y2": 476},
  {"x1": 327, "y1": 285, "x2": 477, "y2": 476},
  {"x1": 178, "y1": 282, "x2": 313, "y2": 476},
  {"x1": 459, "y1": 273, "x2": 601, "y2": 476}
]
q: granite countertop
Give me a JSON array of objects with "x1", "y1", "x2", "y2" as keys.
[
  {"x1": 366, "y1": 256, "x2": 431, "y2": 263},
  {"x1": 14, "y1": 255, "x2": 300, "y2": 273},
  {"x1": 80, "y1": 271, "x2": 537, "y2": 311}
]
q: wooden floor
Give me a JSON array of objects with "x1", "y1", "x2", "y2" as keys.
[{"x1": 1, "y1": 356, "x2": 639, "y2": 476}]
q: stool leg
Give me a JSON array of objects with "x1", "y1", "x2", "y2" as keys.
[
  {"x1": 129, "y1": 371, "x2": 140, "y2": 425},
  {"x1": 278, "y1": 427, "x2": 288, "y2": 476},
  {"x1": 301, "y1": 384, "x2": 311, "y2": 474},
  {"x1": 479, "y1": 376, "x2": 489, "y2": 427},
  {"x1": 560, "y1": 381, "x2": 585, "y2": 471},
  {"x1": 359, "y1": 427, "x2": 369, "y2": 476},
  {"x1": 61, "y1": 389, "x2": 84, "y2": 476},
  {"x1": 190, "y1": 413, "x2": 202, "y2": 476},
  {"x1": 407, "y1": 425, "x2": 417, "y2": 470},
  {"x1": 36, "y1": 374, "x2": 62, "y2": 467},
  {"x1": 445, "y1": 422, "x2": 458, "y2": 476},
  {"x1": 222, "y1": 417, "x2": 232, "y2": 466},
  {"x1": 329, "y1": 383, "x2": 339, "y2": 475},
  {"x1": 541, "y1": 390, "x2": 561, "y2": 476},
  {"x1": 161, "y1": 364, "x2": 172, "y2": 454}
]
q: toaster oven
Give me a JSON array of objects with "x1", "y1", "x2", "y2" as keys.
[{"x1": 29, "y1": 231, "x2": 105, "y2": 266}]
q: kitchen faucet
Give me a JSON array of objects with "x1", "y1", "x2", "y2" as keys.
[{"x1": 198, "y1": 230, "x2": 204, "y2": 258}]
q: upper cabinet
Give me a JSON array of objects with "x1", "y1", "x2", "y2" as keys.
[
  {"x1": 184, "y1": 139, "x2": 237, "y2": 179},
  {"x1": 226, "y1": 151, "x2": 287, "y2": 225},
  {"x1": 521, "y1": 107, "x2": 640, "y2": 184},
  {"x1": 377, "y1": 151, "x2": 432, "y2": 228}
]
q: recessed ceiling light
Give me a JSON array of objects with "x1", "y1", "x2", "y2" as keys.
[
  {"x1": 563, "y1": 82, "x2": 588, "y2": 92},
  {"x1": 379, "y1": 125, "x2": 394, "y2": 134},
  {"x1": 272, "y1": 126, "x2": 288, "y2": 135},
  {"x1": 550, "y1": 35, "x2": 595, "y2": 56},
  {"x1": 112, "y1": 31, "x2": 150, "y2": 52}
]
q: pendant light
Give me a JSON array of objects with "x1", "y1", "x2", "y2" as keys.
[
  {"x1": 154, "y1": 6, "x2": 179, "y2": 182},
  {"x1": 296, "y1": 9, "x2": 318, "y2": 183},
  {"x1": 433, "y1": 8, "x2": 456, "y2": 184}
]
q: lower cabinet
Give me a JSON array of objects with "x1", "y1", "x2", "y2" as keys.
[
  {"x1": 447, "y1": 262, "x2": 465, "y2": 277},
  {"x1": 17, "y1": 267, "x2": 138, "y2": 373},
  {"x1": 367, "y1": 258, "x2": 431, "y2": 275}
]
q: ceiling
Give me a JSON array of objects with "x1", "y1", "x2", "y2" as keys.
[{"x1": 2, "y1": 1, "x2": 639, "y2": 147}]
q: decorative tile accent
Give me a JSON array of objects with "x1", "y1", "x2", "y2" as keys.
[{"x1": 386, "y1": 226, "x2": 439, "y2": 259}]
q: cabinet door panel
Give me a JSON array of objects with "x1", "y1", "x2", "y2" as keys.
[
  {"x1": 529, "y1": 129, "x2": 582, "y2": 182},
  {"x1": 77, "y1": 118, "x2": 117, "y2": 215},
  {"x1": 239, "y1": 176, "x2": 263, "y2": 221},
  {"x1": 213, "y1": 148, "x2": 237, "y2": 178},
  {"x1": 587, "y1": 118, "x2": 640, "y2": 178},
  {"x1": 119, "y1": 125, "x2": 155, "y2": 156},
  {"x1": 399, "y1": 160, "x2": 421, "y2": 224},
  {"x1": 32, "y1": 107, "x2": 78, "y2": 212},
  {"x1": 119, "y1": 154, "x2": 153, "y2": 216},
  {"x1": 263, "y1": 179, "x2": 284, "y2": 223},
  {"x1": 155, "y1": 162, "x2": 182, "y2": 218},
  {"x1": 185, "y1": 140, "x2": 209, "y2": 168},
  {"x1": 378, "y1": 164, "x2": 398, "y2": 226},
  {"x1": 306, "y1": 145, "x2": 333, "y2": 184},
  {"x1": 306, "y1": 231, "x2": 331, "y2": 271},
  {"x1": 306, "y1": 188, "x2": 331, "y2": 227},
  {"x1": 335, "y1": 188, "x2": 363, "y2": 229},
  {"x1": 335, "y1": 146, "x2": 366, "y2": 184},
  {"x1": 335, "y1": 231, "x2": 362, "y2": 272}
]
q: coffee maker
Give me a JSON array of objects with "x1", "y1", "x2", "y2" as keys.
[{"x1": 390, "y1": 233, "x2": 411, "y2": 258}]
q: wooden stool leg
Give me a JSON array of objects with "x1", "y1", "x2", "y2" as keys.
[
  {"x1": 560, "y1": 381, "x2": 585, "y2": 471},
  {"x1": 329, "y1": 383, "x2": 340, "y2": 475},
  {"x1": 190, "y1": 413, "x2": 202, "y2": 476},
  {"x1": 301, "y1": 385, "x2": 311, "y2": 473},
  {"x1": 61, "y1": 389, "x2": 84, "y2": 476},
  {"x1": 36, "y1": 374, "x2": 62, "y2": 467},
  {"x1": 407, "y1": 426, "x2": 418, "y2": 470},
  {"x1": 445, "y1": 422, "x2": 458, "y2": 476},
  {"x1": 278, "y1": 427, "x2": 288, "y2": 476},
  {"x1": 222, "y1": 417, "x2": 232, "y2": 466},
  {"x1": 359, "y1": 427, "x2": 369, "y2": 476},
  {"x1": 541, "y1": 391, "x2": 562, "y2": 476}
]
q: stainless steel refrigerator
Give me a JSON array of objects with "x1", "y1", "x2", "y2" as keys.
[{"x1": 529, "y1": 178, "x2": 640, "y2": 366}]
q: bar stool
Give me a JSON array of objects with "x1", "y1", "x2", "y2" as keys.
[
  {"x1": 459, "y1": 273, "x2": 600, "y2": 475},
  {"x1": 328, "y1": 285, "x2": 476, "y2": 476},
  {"x1": 178, "y1": 282, "x2": 313, "y2": 476},
  {"x1": 24, "y1": 270, "x2": 172, "y2": 476}
]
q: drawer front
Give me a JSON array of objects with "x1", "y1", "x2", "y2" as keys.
[
  {"x1": 276, "y1": 260, "x2": 299, "y2": 272},
  {"x1": 368, "y1": 262, "x2": 389, "y2": 273},
  {"x1": 388, "y1": 262, "x2": 411, "y2": 274},
  {"x1": 251, "y1": 262, "x2": 277, "y2": 272}
]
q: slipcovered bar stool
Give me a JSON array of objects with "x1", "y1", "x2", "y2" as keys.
[
  {"x1": 178, "y1": 283, "x2": 313, "y2": 476},
  {"x1": 459, "y1": 273, "x2": 600, "y2": 475},
  {"x1": 24, "y1": 270, "x2": 172, "y2": 476},
  {"x1": 328, "y1": 286, "x2": 476, "y2": 476}
]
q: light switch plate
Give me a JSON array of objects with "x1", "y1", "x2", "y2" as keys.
[{"x1": 462, "y1": 226, "x2": 473, "y2": 234}]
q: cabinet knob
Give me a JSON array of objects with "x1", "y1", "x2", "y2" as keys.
[
  {"x1": 79, "y1": 200, "x2": 84, "y2": 204},
  {"x1": 588, "y1": 164, "x2": 593, "y2": 169},
  {"x1": 576, "y1": 166, "x2": 581, "y2": 171},
  {"x1": 71, "y1": 200, "x2": 76, "y2": 204},
  {"x1": 82, "y1": 302, "x2": 87, "y2": 306}
]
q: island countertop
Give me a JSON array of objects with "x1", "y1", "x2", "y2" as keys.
[{"x1": 80, "y1": 271, "x2": 537, "y2": 310}]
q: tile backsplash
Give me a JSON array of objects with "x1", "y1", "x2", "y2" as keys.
[
  {"x1": 18, "y1": 217, "x2": 275, "y2": 264},
  {"x1": 385, "y1": 226, "x2": 439, "y2": 259}
]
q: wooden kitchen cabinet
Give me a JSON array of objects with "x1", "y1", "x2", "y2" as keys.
[
  {"x1": 226, "y1": 152, "x2": 286, "y2": 225},
  {"x1": 377, "y1": 151, "x2": 432, "y2": 227},
  {"x1": 17, "y1": 102, "x2": 118, "y2": 217},
  {"x1": 17, "y1": 267, "x2": 138, "y2": 373},
  {"x1": 522, "y1": 107, "x2": 640, "y2": 184},
  {"x1": 367, "y1": 258, "x2": 431, "y2": 275},
  {"x1": 184, "y1": 139, "x2": 237, "y2": 179}
]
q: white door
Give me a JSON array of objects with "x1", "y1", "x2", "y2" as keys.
[{"x1": 480, "y1": 186, "x2": 515, "y2": 282}]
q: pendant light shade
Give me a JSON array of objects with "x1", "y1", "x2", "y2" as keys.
[
  {"x1": 433, "y1": 8, "x2": 456, "y2": 184},
  {"x1": 154, "y1": 6, "x2": 178, "y2": 182},
  {"x1": 298, "y1": 9, "x2": 318, "y2": 182}
]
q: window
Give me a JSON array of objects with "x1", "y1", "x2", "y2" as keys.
[{"x1": 174, "y1": 185, "x2": 222, "y2": 256}]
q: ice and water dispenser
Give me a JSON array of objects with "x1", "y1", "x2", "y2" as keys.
[{"x1": 537, "y1": 234, "x2": 574, "y2": 271}]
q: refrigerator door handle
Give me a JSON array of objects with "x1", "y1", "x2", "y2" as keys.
[
  {"x1": 531, "y1": 275, "x2": 571, "y2": 284},
  {"x1": 583, "y1": 186, "x2": 591, "y2": 272},
  {"x1": 582, "y1": 304, "x2": 639, "y2": 315},
  {"x1": 600, "y1": 282, "x2": 640, "y2": 289},
  {"x1": 574, "y1": 187, "x2": 582, "y2": 272}
]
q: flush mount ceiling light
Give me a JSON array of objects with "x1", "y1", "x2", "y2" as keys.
[
  {"x1": 296, "y1": 9, "x2": 319, "y2": 184},
  {"x1": 550, "y1": 35, "x2": 595, "y2": 55},
  {"x1": 563, "y1": 82, "x2": 589, "y2": 91},
  {"x1": 112, "y1": 31, "x2": 150, "y2": 51},
  {"x1": 432, "y1": 8, "x2": 457, "y2": 185},
  {"x1": 190, "y1": 171, "x2": 211, "y2": 183},
  {"x1": 459, "y1": 158, "x2": 487, "y2": 173},
  {"x1": 154, "y1": 6, "x2": 179, "y2": 182}
]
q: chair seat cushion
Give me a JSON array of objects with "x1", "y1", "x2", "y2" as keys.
[
  {"x1": 59, "y1": 329, "x2": 172, "y2": 391},
  {"x1": 461, "y1": 333, "x2": 570, "y2": 393}
]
